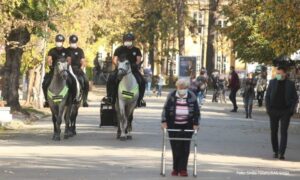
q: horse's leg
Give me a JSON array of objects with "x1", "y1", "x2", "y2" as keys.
[
  {"x1": 64, "y1": 105, "x2": 72, "y2": 139},
  {"x1": 126, "y1": 105, "x2": 135, "y2": 140},
  {"x1": 115, "y1": 100, "x2": 121, "y2": 139},
  {"x1": 126, "y1": 112, "x2": 133, "y2": 140},
  {"x1": 71, "y1": 105, "x2": 79, "y2": 135},
  {"x1": 54, "y1": 105, "x2": 64, "y2": 141},
  {"x1": 117, "y1": 117, "x2": 121, "y2": 139},
  {"x1": 118, "y1": 101, "x2": 127, "y2": 141},
  {"x1": 51, "y1": 114, "x2": 57, "y2": 140}
]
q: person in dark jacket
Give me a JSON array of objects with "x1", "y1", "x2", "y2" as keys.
[
  {"x1": 256, "y1": 72, "x2": 268, "y2": 107},
  {"x1": 228, "y1": 66, "x2": 240, "y2": 112},
  {"x1": 161, "y1": 78, "x2": 200, "y2": 177},
  {"x1": 242, "y1": 73, "x2": 256, "y2": 118},
  {"x1": 265, "y1": 66, "x2": 298, "y2": 160}
]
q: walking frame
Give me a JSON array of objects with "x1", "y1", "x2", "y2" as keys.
[{"x1": 160, "y1": 128, "x2": 198, "y2": 177}]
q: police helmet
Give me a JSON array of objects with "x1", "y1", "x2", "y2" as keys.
[
  {"x1": 69, "y1": 35, "x2": 78, "y2": 43},
  {"x1": 123, "y1": 33, "x2": 135, "y2": 41},
  {"x1": 55, "y1": 34, "x2": 65, "y2": 42}
]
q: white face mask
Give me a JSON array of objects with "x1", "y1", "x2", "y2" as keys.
[
  {"x1": 177, "y1": 89, "x2": 188, "y2": 96},
  {"x1": 70, "y1": 43, "x2": 77, "y2": 48},
  {"x1": 56, "y1": 42, "x2": 63, "y2": 48},
  {"x1": 124, "y1": 41, "x2": 133, "y2": 47}
]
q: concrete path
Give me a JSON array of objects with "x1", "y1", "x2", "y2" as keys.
[{"x1": 0, "y1": 86, "x2": 300, "y2": 180}]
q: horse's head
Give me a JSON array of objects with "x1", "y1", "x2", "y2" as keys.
[
  {"x1": 117, "y1": 56, "x2": 132, "y2": 79},
  {"x1": 55, "y1": 58, "x2": 69, "y2": 80}
]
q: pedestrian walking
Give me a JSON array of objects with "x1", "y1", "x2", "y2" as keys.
[
  {"x1": 144, "y1": 64, "x2": 153, "y2": 97},
  {"x1": 228, "y1": 66, "x2": 240, "y2": 112},
  {"x1": 196, "y1": 71, "x2": 208, "y2": 105},
  {"x1": 218, "y1": 74, "x2": 227, "y2": 104},
  {"x1": 189, "y1": 73, "x2": 199, "y2": 97},
  {"x1": 157, "y1": 74, "x2": 165, "y2": 97},
  {"x1": 211, "y1": 70, "x2": 220, "y2": 103},
  {"x1": 242, "y1": 73, "x2": 256, "y2": 118},
  {"x1": 161, "y1": 78, "x2": 200, "y2": 177},
  {"x1": 265, "y1": 66, "x2": 298, "y2": 160},
  {"x1": 256, "y1": 72, "x2": 268, "y2": 107}
]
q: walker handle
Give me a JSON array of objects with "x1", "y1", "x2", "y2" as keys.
[{"x1": 165, "y1": 128, "x2": 197, "y2": 133}]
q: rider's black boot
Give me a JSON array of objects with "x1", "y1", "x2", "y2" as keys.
[
  {"x1": 42, "y1": 84, "x2": 49, "y2": 108},
  {"x1": 44, "y1": 101, "x2": 49, "y2": 108},
  {"x1": 137, "y1": 99, "x2": 146, "y2": 108},
  {"x1": 82, "y1": 91, "x2": 89, "y2": 107},
  {"x1": 102, "y1": 94, "x2": 116, "y2": 105},
  {"x1": 102, "y1": 97, "x2": 112, "y2": 104}
]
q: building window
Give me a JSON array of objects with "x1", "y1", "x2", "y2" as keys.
[
  {"x1": 217, "y1": 19, "x2": 227, "y2": 28},
  {"x1": 192, "y1": 11, "x2": 204, "y2": 33}
]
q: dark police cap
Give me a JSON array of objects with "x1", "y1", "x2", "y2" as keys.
[{"x1": 55, "y1": 34, "x2": 65, "y2": 42}]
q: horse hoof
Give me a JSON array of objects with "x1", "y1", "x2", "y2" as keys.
[
  {"x1": 120, "y1": 137, "x2": 127, "y2": 141},
  {"x1": 72, "y1": 131, "x2": 77, "y2": 136},
  {"x1": 53, "y1": 136, "x2": 61, "y2": 141},
  {"x1": 116, "y1": 133, "x2": 121, "y2": 139},
  {"x1": 127, "y1": 136, "x2": 132, "y2": 140}
]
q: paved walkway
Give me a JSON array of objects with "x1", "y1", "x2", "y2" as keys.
[{"x1": 0, "y1": 86, "x2": 300, "y2": 180}]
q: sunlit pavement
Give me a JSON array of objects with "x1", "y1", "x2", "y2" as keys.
[{"x1": 0, "y1": 86, "x2": 300, "y2": 180}]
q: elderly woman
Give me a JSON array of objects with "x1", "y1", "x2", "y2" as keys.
[{"x1": 161, "y1": 78, "x2": 200, "y2": 177}]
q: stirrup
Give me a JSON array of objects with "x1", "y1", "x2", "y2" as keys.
[
  {"x1": 44, "y1": 102, "x2": 49, "y2": 108},
  {"x1": 137, "y1": 99, "x2": 146, "y2": 108},
  {"x1": 102, "y1": 97, "x2": 113, "y2": 104},
  {"x1": 83, "y1": 102, "x2": 89, "y2": 107}
]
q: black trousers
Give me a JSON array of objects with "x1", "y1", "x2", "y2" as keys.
[
  {"x1": 168, "y1": 124, "x2": 193, "y2": 171},
  {"x1": 229, "y1": 89, "x2": 238, "y2": 110},
  {"x1": 42, "y1": 71, "x2": 54, "y2": 102},
  {"x1": 268, "y1": 109, "x2": 291, "y2": 155},
  {"x1": 106, "y1": 68, "x2": 145, "y2": 102},
  {"x1": 75, "y1": 69, "x2": 89, "y2": 104},
  {"x1": 257, "y1": 91, "x2": 265, "y2": 107}
]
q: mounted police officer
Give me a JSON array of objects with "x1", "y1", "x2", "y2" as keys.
[
  {"x1": 103, "y1": 33, "x2": 146, "y2": 107},
  {"x1": 66, "y1": 35, "x2": 89, "y2": 107},
  {"x1": 43, "y1": 34, "x2": 69, "y2": 107}
]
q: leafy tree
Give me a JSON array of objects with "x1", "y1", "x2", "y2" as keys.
[
  {"x1": 0, "y1": 0, "x2": 60, "y2": 111},
  {"x1": 222, "y1": 0, "x2": 300, "y2": 64}
]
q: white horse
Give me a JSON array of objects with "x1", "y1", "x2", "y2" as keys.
[{"x1": 115, "y1": 59, "x2": 139, "y2": 141}]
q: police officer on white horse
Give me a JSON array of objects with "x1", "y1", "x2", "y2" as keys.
[{"x1": 103, "y1": 33, "x2": 146, "y2": 107}]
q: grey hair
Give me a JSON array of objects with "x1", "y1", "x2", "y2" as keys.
[{"x1": 176, "y1": 78, "x2": 190, "y2": 88}]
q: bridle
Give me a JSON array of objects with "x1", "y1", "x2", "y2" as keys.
[
  {"x1": 56, "y1": 62, "x2": 69, "y2": 80},
  {"x1": 118, "y1": 62, "x2": 132, "y2": 76}
]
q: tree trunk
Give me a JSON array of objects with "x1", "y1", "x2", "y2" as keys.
[
  {"x1": 206, "y1": 0, "x2": 220, "y2": 75},
  {"x1": 3, "y1": 27, "x2": 30, "y2": 111},
  {"x1": 176, "y1": 0, "x2": 185, "y2": 55},
  {"x1": 148, "y1": 33, "x2": 155, "y2": 74},
  {"x1": 25, "y1": 68, "x2": 35, "y2": 105},
  {"x1": 33, "y1": 65, "x2": 42, "y2": 107}
]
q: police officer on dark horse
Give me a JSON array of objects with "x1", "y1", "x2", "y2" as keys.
[
  {"x1": 66, "y1": 35, "x2": 89, "y2": 107},
  {"x1": 43, "y1": 34, "x2": 71, "y2": 107},
  {"x1": 102, "y1": 33, "x2": 146, "y2": 108}
]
